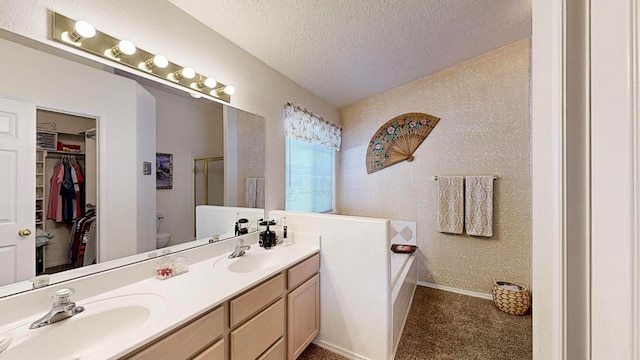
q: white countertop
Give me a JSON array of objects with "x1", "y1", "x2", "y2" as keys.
[{"x1": 0, "y1": 240, "x2": 319, "y2": 360}]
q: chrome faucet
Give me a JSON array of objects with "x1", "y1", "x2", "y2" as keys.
[
  {"x1": 29, "y1": 288, "x2": 85, "y2": 329},
  {"x1": 228, "y1": 239, "x2": 251, "y2": 259}
]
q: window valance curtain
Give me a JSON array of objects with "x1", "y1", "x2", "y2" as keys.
[{"x1": 284, "y1": 102, "x2": 341, "y2": 151}]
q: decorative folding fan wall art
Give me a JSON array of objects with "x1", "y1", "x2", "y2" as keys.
[{"x1": 366, "y1": 113, "x2": 440, "y2": 174}]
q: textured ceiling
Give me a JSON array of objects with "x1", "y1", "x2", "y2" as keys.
[{"x1": 168, "y1": 0, "x2": 531, "y2": 108}]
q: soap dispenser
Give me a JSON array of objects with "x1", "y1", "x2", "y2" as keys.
[{"x1": 258, "y1": 220, "x2": 277, "y2": 250}]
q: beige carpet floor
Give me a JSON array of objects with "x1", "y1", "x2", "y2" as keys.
[{"x1": 298, "y1": 286, "x2": 532, "y2": 360}]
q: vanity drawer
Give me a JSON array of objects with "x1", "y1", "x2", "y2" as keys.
[
  {"x1": 288, "y1": 253, "x2": 320, "y2": 290},
  {"x1": 258, "y1": 337, "x2": 285, "y2": 360},
  {"x1": 230, "y1": 273, "x2": 285, "y2": 327},
  {"x1": 193, "y1": 338, "x2": 224, "y2": 360},
  {"x1": 230, "y1": 298, "x2": 285, "y2": 360},
  {"x1": 124, "y1": 305, "x2": 224, "y2": 360}
]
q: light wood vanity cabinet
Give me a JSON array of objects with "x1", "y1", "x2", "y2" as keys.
[
  {"x1": 122, "y1": 305, "x2": 224, "y2": 360},
  {"x1": 123, "y1": 252, "x2": 320, "y2": 360},
  {"x1": 287, "y1": 274, "x2": 320, "y2": 359},
  {"x1": 258, "y1": 338, "x2": 285, "y2": 360},
  {"x1": 193, "y1": 339, "x2": 225, "y2": 360},
  {"x1": 230, "y1": 298, "x2": 285, "y2": 359},
  {"x1": 230, "y1": 273, "x2": 285, "y2": 328},
  {"x1": 287, "y1": 254, "x2": 321, "y2": 360}
]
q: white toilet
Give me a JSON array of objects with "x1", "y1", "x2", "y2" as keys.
[{"x1": 156, "y1": 214, "x2": 171, "y2": 249}]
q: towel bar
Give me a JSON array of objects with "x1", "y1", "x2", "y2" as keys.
[{"x1": 432, "y1": 175, "x2": 498, "y2": 181}]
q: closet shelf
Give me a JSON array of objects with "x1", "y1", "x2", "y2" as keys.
[{"x1": 57, "y1": 131, "x2": 86, "y2": 137}]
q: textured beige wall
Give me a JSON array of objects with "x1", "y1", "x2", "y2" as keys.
[{"x1": 339, "y1": 38, "x2": 531, "y2": 293}]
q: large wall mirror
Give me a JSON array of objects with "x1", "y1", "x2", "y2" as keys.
[{"x1": 0, "y1": 29, "x2": 265, "y2": 298}]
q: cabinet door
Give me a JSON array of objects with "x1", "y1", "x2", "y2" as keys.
[{"x1": 288, "y1": 273, "x2": 320, "y2": 359}]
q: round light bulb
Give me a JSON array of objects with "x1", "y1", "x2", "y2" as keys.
[
  {"x1": 153, "y1": 55, "x2": 169, "y2": 68},
  {"x1": 189, "y1": 92, "x2": 202, "y2": 99},
  {"x1": 181, "y1": 67, "x2": 196, "y2": 79},
  {"x1": 118, "y1": 40, "x2": 136, "y2": 55},
  {"x1": 203, "y1": 77, "x2": 217, "y2": 88},
  {"x1": 223, "y1": 85, "x2": 235, "y2": 96},
  {"x1": 74, "y1": 20, "x2": 96, "y2": 38}
]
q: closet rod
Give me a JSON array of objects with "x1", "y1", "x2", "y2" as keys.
[{"x1": 46, "y1": 152, "x2": 85, "y2": 158}]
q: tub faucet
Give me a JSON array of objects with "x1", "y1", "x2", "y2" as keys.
[
  {"x1": 228, "y1": 239, "x2": 251, "y2": 259},
  {"x1": 29, "y1": 288, "x2": 85, "y2": 329}
]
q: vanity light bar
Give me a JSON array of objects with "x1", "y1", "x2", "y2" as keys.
[{"x1": 50, "y1": 12, "x2": 233, "y2": 103}]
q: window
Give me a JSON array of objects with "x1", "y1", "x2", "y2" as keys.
[
  {"x1": 286, "y1": 136, "x2": 335, "y2": 212},
  {"x1": 283, "y1": 103, "x2": 341, "y2": 213}
]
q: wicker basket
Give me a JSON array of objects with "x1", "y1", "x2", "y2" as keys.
[{"x1": 492, "y1": 279, "x2": 530, "y2": 316}]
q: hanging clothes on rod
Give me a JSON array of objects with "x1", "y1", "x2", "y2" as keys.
[
  {"x1": 67, "y1": 209, "x2": 97, "y2": 268},
  {"x1": 47, "y1": 154, "x2": 85, "y2": 223}
]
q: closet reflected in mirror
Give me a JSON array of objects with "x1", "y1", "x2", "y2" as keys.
[{"x1": 35, "y1": 110, "x2": 97, "y2": 275}]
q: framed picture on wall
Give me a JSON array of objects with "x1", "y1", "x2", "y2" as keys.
[{"x1": 156, "y1": 153, "x2": 173, "y2": 189}]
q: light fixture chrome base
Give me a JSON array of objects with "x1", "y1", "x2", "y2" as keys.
[{"x1": 51, "y1": 12, "x2": 232, "y2": 103}]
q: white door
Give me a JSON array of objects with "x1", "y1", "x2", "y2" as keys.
[{"x1": 0, "y1": 97, "x2": 36, "y2": 285}]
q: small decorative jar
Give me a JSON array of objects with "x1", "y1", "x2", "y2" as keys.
[
  {"x1": 155, "y1": 256, "x2": 175, "y2": 280},
  {"x1": 174, "y1": 254, "x2": 189, "y2": 275}
]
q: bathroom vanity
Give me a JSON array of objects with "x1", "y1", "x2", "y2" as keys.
[
  {"x1": 0, "y1": 235, "x2": 320, "y2": 360},
  {"x1": 123, "y1": 253, "x2": 320, "y2": 360}
]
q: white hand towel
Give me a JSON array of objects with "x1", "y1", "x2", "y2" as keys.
[
  {"x1": 465, "y1": 175, "x2": 494, "y2": 237},
  {"x1": 437, "y1": 176, "x2": 464, "y2": 234},
  {"x1": 245, "y1": 178, "x2": 257, "y2": 208}
]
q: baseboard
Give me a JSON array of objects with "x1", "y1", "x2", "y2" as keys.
[
  {"x1": 417, "y1": 281, "x2": 493, "y2": 300},
  {"x1": 311, "y1": 339, "x2": 370, "y2": 360}
]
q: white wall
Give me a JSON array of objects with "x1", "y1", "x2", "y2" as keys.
[
  {"x1": 0, "y1": 37, "x2": 154, "y2": 262},
  {"x1": 0, "y1": 0, "x2": 340, "y2": 213},
  {"x1": 270, "y1": 210, "x2": 391, "y2": 360},
  {"x1": 135, "y1": 85, "x2": 157, "y2": 254},
  {"x1": 144, "y1": 84, "x2": 223, "y2": 247},
  {"x1": 196, "y1": 206, "x2": 263, "y2": 240}
]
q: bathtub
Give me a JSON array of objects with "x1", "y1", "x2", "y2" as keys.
[
  {"x1": 390, "y1": 252, "x2": 417, "y2": 356},
  {"x1": 268, "y1": 211, "x2": 418, "y2": 359}
]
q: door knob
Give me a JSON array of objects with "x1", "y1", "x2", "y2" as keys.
[{"x1": 18, "y1": 228, "x2": 32, "y2": 237}]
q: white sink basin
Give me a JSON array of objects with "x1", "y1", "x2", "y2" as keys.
[
  {"x1": 227, "y1": 251, "x2": 286, "y2": 273},
  {"x1": 1, "y1": 293, "x2": 165, "y2": 359}
]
